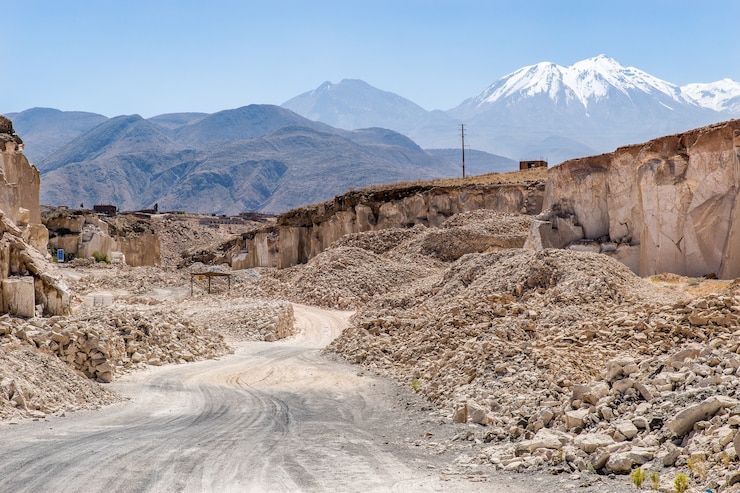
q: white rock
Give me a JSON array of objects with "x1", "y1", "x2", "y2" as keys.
[
  {"x1": 574, "y1": 433, "x2": 615, "y2": 453},
  {"x1": 665, "y1": 396, "x2": 739, "y2": 437},
  {"x1": 616, "y1": 420, "x2": 639, "y2": 440}
]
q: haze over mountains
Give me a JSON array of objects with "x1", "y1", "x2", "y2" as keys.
[
  {"x1": 33, "y1": 106, "x2": 463, "y2": 214},
  {"x1": 5, "y1": 54, "x2": 739, "y2": 214},
  {"x1": 285, "y1": 55, "x2": 740, "y2": 164}
]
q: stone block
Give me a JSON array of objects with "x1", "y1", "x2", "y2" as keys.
[{"x1": 2, "y1": 276, "x2": 35, "y2": 317}]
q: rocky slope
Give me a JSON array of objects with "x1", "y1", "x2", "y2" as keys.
[{"x1": 261, "y1": 208, "x2": 740, "y2": 492}]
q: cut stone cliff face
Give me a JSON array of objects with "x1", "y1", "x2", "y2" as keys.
[
  {"x1": 0, "y1": 116, "x2": 69, "y2": 315},
  {"x1": 228, "y1": 181, "x2": 546, "y2": 269},
  {"x1": 527, "y1": 119, "x2": 740, "y2": 279}
]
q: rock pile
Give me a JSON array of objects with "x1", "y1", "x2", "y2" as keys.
[
  {"x1": 182, "y1": 297, "x2": 295, "y2": 342},
  {"x1": 261, "y1": 211, "x2": 532, "y2": 310},
  {"x1": 0, "y1": 342, "x2": 120, "y2": 421},
  {"x1": 1, "y1": 304, "x2": 231, "y2": 384},
  {"x1": 259, "y1": 245, "x2": 440, "y2": 310},
  {"x1": 272, "y1": 215, "x2": 740, "y2": 490}
]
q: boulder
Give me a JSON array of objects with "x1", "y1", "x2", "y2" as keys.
[
  {"x1": 665, "y1": 396, "x2": 739, "y2": 437},
  {"x1": 564, "y1": 408, "x2": 590, "y2": 430},
  {"x1": 572, "y1": 382, "x2": 609, "y2": 405},
  {"x1": 616, "y1": 420, "x2": 639, "y2": 440},
  {"x1": 605, "y1": 452, "x2": 633, "y2": 474},
  {"x1": 574, "y1": 432, "x2": 615, "y2": 453}
]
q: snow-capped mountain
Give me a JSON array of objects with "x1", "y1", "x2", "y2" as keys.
[
  {"x1": 681, "y1": 78, "x2": 740, "y2": 115},
  {"x1": 283, "y1": 55, "x2": 736, "y2": 165},
  {"x1": 447, "y1": 55, "x2": 724, "y2": 160},
  {"x1": 455, "y1": 55, "x2": 688, "y2": 113}
]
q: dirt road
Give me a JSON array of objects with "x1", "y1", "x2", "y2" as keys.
[{"x1": 0, "y1": 304, "x2": 542, "y2": 493}]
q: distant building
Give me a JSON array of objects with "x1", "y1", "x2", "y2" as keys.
[
  {"x1": 519, "y1": 160, "x2": 548, "y2": 170},
  {"x1": 93, "y1": 204, "x2": 118, "y2": 216}
]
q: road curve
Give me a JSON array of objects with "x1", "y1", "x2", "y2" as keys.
[{"x1": 0, "y1": 304, "x2": 516, "y2": 492}]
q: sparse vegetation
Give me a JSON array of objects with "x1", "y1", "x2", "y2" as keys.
[
  {"x1": 687, "y1": 455, "x2": 708, "y2": 481},
  {"x1": 674, "y1": 472, "x2": 689, "y2": 493},
  {"x1": 649, "y1": 470, "x2": 659, "y2": 490},
  {"x1": 630, "y1": 467, "x2": 646, "y2": 489},
  {"x1": 91, "y1": 251, "x2": 110, "y2": 264},
  {"x1": 410, "y1": 379, "x2": 421, "y2": 392}
]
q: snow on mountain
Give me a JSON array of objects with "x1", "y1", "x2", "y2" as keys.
[
  {"x1": 681, "y1": 78, "x2": 740, "y2": 115},
  {"x1": 282, "y1": 55, "x2": 737, "y2": 166},
  {"x1": 463, "y1": 54, "x2": 687, "y2": 111}
]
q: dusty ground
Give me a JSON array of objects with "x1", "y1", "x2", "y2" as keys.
[
  {"x1": 0, "y1": 303, "x2": 627, "y2": 492},
  {"x1": 2, "y1": 206, "x2": 739, "y2": 492}
]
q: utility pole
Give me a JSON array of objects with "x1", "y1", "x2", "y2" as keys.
[{"x1": 460, "y1": 123, "x2": 466, "y2": 178}]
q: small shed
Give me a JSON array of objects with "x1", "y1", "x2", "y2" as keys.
[
  {"x1": 190, "y1": 271, "x2": 231, "y2": 295},
  {"x1": 519, "y1": 160, "x2": 548, "y2": 170}
]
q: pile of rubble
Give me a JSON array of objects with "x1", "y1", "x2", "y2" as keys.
[
  {"x1": 258, "y1": 208, "x2": 740, "y2": 491},
  {"x1": 259, "y1": 245, "x2": 441, "y2": 310},
  {"x1": 330, "y1": 249, "x2": 740, "y2": 489},
  {"x1": 0, "y1": 340, "x2": 120, "y2": 421},
  {"x1": 181, "y1": 297, "x2": 295, "y2": 342},
  {"x1": 1, "y1": 304, "x2": 231, "y2": 385}
]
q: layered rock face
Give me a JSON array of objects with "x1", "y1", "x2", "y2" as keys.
[
  {"x1": 45, "y1": 210, "x2": 161, "y2": 267},
  {"x1": 230, "y1": 181, "x2": 545, "y2": 269},
  {"x1": 528, "y1": 120, "x2": 740, "y2": 278},
  {"x1": 0, "y1": 117, "x2": 68, "y2": 316},
  {"x1": 0, "y1": 117, "x2": 47, "y2": 252}
]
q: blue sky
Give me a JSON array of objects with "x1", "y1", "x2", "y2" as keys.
[{"x1": 4, "y1": 0, "x2": 739, "y2": 117}]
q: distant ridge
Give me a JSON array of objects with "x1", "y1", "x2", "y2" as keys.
[{"x1": 37, "y1": 105, "x2": 458, "y2": 214}]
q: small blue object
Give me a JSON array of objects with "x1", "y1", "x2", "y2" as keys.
[{"x1": 57, "y1": 249, "x2": 64, "y2": 263}]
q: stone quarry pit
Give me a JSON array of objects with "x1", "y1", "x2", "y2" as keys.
[{"x1": 1, "y1": 119, "x2": 740, "y2": 492}]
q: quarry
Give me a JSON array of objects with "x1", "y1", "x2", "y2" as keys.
[{"x1": 1, "y1": 115, "x2": 740, "y2": 492}]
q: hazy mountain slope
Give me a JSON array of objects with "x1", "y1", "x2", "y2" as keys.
[
  {"x1": 172, "y1": 104, "x2": 335, "y2": 147},
  {"x1": 282, "y1": 79, "x2": 457, "y2": 143},
  {"x1": 283, "y1": 79, "x2": 434, "y2": 129},
  {"x1": 5, "y1": 108, "x2": 108, "y2": 164},
  {"x1": 148, "y1": 112, "x2": 208, "y2": 129},
  {"x1": 243, "y1": 126, "x2": 457, "y2": 213},
  {"x1": 152, "y1": 124, "x2": 457, "y2": 214},
  {"x1": 39, "y1": 106, "x2": 457, "y2": 214},
  {"x1": 39, "y1": 115, "x2": 183, "y2": 173}
]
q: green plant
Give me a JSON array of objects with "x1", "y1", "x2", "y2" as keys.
[
  {"x1": 410, "y1": 379, "x2": 421, "y2": 392},
  {"x1": 91, "y1": 251, "x2": 110, "y2": 264},
  {"x1": 631, "y1": 467, "x2": 646, "y2": 489},
  {"x1": 649, "y1": 470, "x2": 659, "y2": 490},
  {"x1": 674, "y1": 472, "x2": 689, "y2": 493}
]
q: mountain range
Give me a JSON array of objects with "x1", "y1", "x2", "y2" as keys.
[
  {"x1": 30, "y1": 106, "x2": 474, "y2": 214},
  {"x1": 5, "y1": 54, "x2": 739, "y2": 214},
  {"x1": 284, "y1": 55, "x2": 740, "y2": 163}
]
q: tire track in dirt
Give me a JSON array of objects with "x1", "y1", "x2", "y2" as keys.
[{"x1": 0, "y1": 304, "x2": 523, "y2": 492}]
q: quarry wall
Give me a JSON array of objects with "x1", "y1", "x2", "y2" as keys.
[
  {"x1": 45, "y1": 212, "x2": 161, "y2": 267},
  {"x1": 229, "y1": 181, "x2": 546, "y2": 269},
  {"x1": 0, "y1": 117, "x2": 69, "y2": 316},
  {"x1": 527, "y1": 119, "x2": 740, "y2": 279}
]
